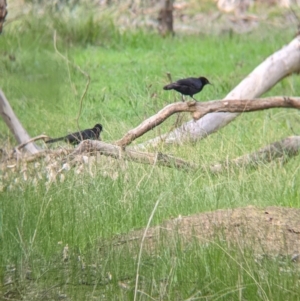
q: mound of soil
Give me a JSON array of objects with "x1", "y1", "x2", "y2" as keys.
[{"x1": 117, "y1": 206, "x2": 300, "y2": 257}]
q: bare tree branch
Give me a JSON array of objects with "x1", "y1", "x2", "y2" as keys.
[
  {"x1": 116, "y1": 96, "x2": 300, "y2": 148},
  {"x1": 71, "y1": 135, "x2": 300, "y2": 173},
  {"x1": 3, "y1": 134, "x2": 300, "y2": 175},
  {"x1": 138, "y1": 36, "x2": 300, "y2": 148},
  {"x1": 0, "y1": 90, "x2": 40, "y2": 154},
  {"x1": 209, "y1": 136, "x2": 300, "y2": 173},
  {"x1": 69, "y1": 140, "x2": 197, "y2": 170},
  {"x1": 0, "y1": 148, "x2": 73, "y2": 169},
  {"x1": 15, "y1": 135, "x2": 50, "y2": 151},
  {"x1": 100, "y1": 135, "x2": 300, "y2": 172}
]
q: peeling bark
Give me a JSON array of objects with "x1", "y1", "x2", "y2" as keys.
[
  {"x1": 3, "y1": 135, "x2": 300, "y2": 175},
  {"x1": 104, "y1": 135, "x2": 300, "y2": 173}
]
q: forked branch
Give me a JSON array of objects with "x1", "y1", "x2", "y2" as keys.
[
  {"x1": 116, "y1": 96, "x2": 300, "y2": 148},
  {"x1": 69, "y1": 140, "x2": 197, "y2": 170},
  {"x1": 0, "y1": 90, "x2": 40, "y2": 154},
  {"x1": 67, "y1": 136, "x2": 300, "y2": 173},
  {"x1": 137, "y1": 36, "x2": 300, "y2": 147}
]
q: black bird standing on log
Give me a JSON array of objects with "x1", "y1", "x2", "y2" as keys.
[
  {"x1": 46, "y1": 124, "x2": 103, "y2": 145},
  {"x1": 163, "y1": 76, "x2": 211, "y2": 101}
]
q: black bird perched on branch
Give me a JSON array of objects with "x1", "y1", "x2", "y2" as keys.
[
  {"x1": 163, "y1": 76, "x2": 211, "y2": 101},
  {"x1": 46, "y1": 124, "x2": 103, "y2": 145}
]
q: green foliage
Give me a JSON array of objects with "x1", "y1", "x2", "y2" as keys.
[
  {"x1": 2, "y1": 159, "x2": 300, "y2": 299},
  {"x1": 53, "y1": 13, "x2": 120, "y2": 46},
  {"x1": 1, "y1": 6, "x2": 300, "y2": 300}
]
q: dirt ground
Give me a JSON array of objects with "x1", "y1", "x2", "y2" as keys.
[{"x1": 116, "y1": 206, "x2": 300, "y2": 259}]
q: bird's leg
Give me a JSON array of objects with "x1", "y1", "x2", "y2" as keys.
[
  {"x1": 181, "y1": 94, "x2": 185, "y2": 102},
  {"x1": 191, "y1": 96, "x2": 198, "y2": 102}
]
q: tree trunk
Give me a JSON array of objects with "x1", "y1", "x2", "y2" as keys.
[
  {"x1": 0, "y1": 90, "x2": 40, "y2": 154},
  {"x1": 27, "y1": 135, "x2": 299, "y2": 174},
  {"x1": 137, "y1": 36, "x2": 300, "y2": 149},
  {"x1": 157, "y1": 0, "x2": 174, "y2": 36}
]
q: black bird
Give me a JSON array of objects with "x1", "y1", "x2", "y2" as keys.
[
  {"x1": 46, "y1": 124, "x2": 103, "y2": 145},
  {"x1": 163, "y1": 76, "x2": 211, "y2": 101}
]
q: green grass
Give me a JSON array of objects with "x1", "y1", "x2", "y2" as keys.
[
  {"x1": 2, "y1": 161, "x2": 300, "y2": 300},
  {"x1": 1, "y1": 6, "x2": 300, "y2": 300}
]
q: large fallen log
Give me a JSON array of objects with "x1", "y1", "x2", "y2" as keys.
[
  {"x1": 0, "y1": 90, "x2": 40, "y2": 154},
  {"x1": 3, "y1": 96, "x2": 300, "y2": 172},
  {"x1": 137, "y1": 36, "x2": 300, "y2": 149},
  {"x1": 66, "y1": 135, "x2": 300, "y2": 173},
  {"x1": 69, "y1": 140, "x2": 197, "y2": 171}
]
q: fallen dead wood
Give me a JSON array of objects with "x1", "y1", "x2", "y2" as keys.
[
  {"x1": 2, "y1": 135, "x2": 300, "y2": 177},
  {"x1": 0, "y1": 148, "x2": 73, "y2": 169},
  {"x1": 125, "y1": 135, "x2": 300, "y2": 172},
  {"x1": 2, "y1": 94, "x2": 300, "y2": 174},
  {"x1": 68, "y1": 135, "x2": 300, "y2": 173},
  {"x1": 209, "y1": 136, "x2": 300, "y2": 173},
  {"x1": 116, "y1": 96, "x2": 300, "y2": 148},
  {"x1": 2, "y1": 34, "x2": 300, "y2": 175},
  {"x1": 0, "y1": 90, "x2": 40, "y2": 154},
  {"x1": 3, "y1": 135, "x2": 50, "y2": 163},
  {"x1": 15, "y1": 135, "x2": 50, "y2": 151},
  {"x1": 68, "y1": 140, "x2": 197, "y2": 170},
  {"x1": 138, "y1": 36, "x2": 300, "y2": 148}
]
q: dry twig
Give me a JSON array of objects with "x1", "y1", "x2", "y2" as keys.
[{"x1": 15, "y1": 135, "x2": 50, "y2": 151}]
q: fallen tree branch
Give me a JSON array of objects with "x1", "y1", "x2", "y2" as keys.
[
  {"x1": 0, "y1": 148, "x2": 73, "y2": 170},
  {"x1": 116, "y1": 96, "x2": 300, "y2": 148},
  {"x1": 69, "y1": 140, "x2": 197, "y2": 170},
  {"x1": 122, "y1": 135, "x2": 300, "y2": 172},
  {"x1": 15, "y1": 135, "x2": 49, "y2": 151},
  {"x1": 209, "y1": 135, "x2": 300, "y2": 173},
  {"x1": 70, "y1": 135, "x2": 300, "y2": 173},
  {"x1": 137, "y1": 36, "x2": 300, "y2": 148},
  {"x1": 0, "y1": 89, "x2": 40, "y2": 154},
  {"x1": 3, "y1": 135, "x2": 300, "y2": 175}
]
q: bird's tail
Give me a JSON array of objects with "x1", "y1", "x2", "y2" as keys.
[
  {"x1": 46, "y1": 136, "x2": 65, "y2": 144},
  {"x1": 163, "y1": 83, "x2": 176, "y2": 90}
]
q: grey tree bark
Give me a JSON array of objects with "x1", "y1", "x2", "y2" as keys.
[
  {"x1": 116, "y1": 97, "x2": 300, "y2": 148},
  {"x1": 137, "y1": 36, "x2": 300, "y2": 149},
  {"x1": 157, "y1": 0, "x2": 174, "y2": 36},
  {"x1": 0, "y1": 90, "x2": 40, "y2": 154}
]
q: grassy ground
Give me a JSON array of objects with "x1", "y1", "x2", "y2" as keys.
[{"x1": 1, "y1": 3, "x2": 300, "y2": 300}]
